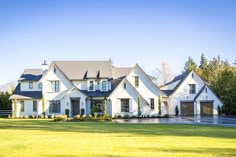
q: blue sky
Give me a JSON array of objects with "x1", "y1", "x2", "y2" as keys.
[{"x1": 0, "y1": 0, "x2": 235, "y2": 85}]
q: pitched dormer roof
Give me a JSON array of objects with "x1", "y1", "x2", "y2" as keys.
[{"x1": 19, "y1": 69, "x2": 42, "y2": 81}]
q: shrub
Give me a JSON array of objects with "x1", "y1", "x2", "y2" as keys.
[
  {"x1": 94, "y1": 112, "x2": 98, "y2": 119},
  {"x1": 162, "y1": 114, "x2": 169, "y2": 118},
  {"x1": 117, "y1": 115, "x2": 122, "y2": 118},
  {"x1": 74, "y1": 114, "x2": 80, "y2": 120},
  {"x1": 45, "y1": 115, "x2": 48, "y2": 119},
  {"x1": 39, "y1": 115, "x2": 44, "y2": 118},
  {"x1": 123, "y1": 114, "x2": 130, "y2": 119},
  {"x1": 29, "y1": 115, "x2": 33, "y2": 118},
  {"x1": 54, "y1": 115, "x2": 67, "y2": 122},
  {"x1": 175, "y1": 105, "x2": 179, "y2": 116}
]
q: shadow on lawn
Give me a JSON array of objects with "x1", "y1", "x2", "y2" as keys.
[{"x1": 0, "y1": 119, "x2": 236, "y2": 140}]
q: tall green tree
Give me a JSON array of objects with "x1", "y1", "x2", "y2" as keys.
[{"x1": 183, "y1": 56, "x2": 197, "y2": 72}]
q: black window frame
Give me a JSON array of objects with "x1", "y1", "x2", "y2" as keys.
[
  {"x1": 134, "y1": 76, "x2": 139, "y2": 87},
  {"x1": 29, "y1": 82, "x2": 33, "y2": 89},
  {"x1": 150, "y1": 98, "x2": 155, "y2": 110},
  {"x1": 189, "y1": 84, "x2": 196, "y2": 94},
  {"x1": 49, "y1": 100, "x2": 61, "y2": 113},
  {"x1": 89, "y1": 81, "x2": 94, "y2": 91},
  {"x1": 33, "y1": 101, "x2": 37, "y2": 112},
  {"x1": 51, "y1": 81, "x2": 60, "y2": 92},
  {"x1": 102, "y1": 81, "x2": 106, "y2": 91},
  {"x1": 121, "y1": 99, "x2": 129, "y2": 112}
]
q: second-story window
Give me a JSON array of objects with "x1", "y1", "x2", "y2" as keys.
[
  {"x1": 29, "y1": 82, "x2": 33, "y2": 89},
  {"x1": 150, "y1": 98, "x2": 155, "y2": 110},
  {"x1": 89, "y1": 81, "x2": 94, "y2": 91},
  {"x1": 189, "y1": 84, "x2": 196, "y2": 94},
  {"x1": 38, "y1": 83, "x2": 42, "y2": 89},
  {"x1": 134, "y1": 76, "x2": 139, "y2": 87},
  {"x1": 102, "y1": 81, "x2": 106, "y2": 91},
  {"x1": 51, "y1": 81, "x2": 60, "y2": 92}
]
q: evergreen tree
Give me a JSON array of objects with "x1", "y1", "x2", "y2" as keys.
[{"x1": 184, "y1": 56, "x2": 197, "y2": 72}]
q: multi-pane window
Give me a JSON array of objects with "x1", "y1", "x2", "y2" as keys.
[
  {"x1": 49, "y1": 100, "x2": 61, "y2": 113},
  {"x1": 102, "y1": 81, "x2": 106, "y2": 91},
  {"x1": 20, "y1": 101, "x2": 24, "y2": 112},
  {"x1": 189, "y1": 84, "x2": 196, "y2": 94},
  {"x1": 51, "y1": 81, "x2": 60, "y2": 92},
  {"x1": 89, "y1": 81, "x2": 94, "y2": 91},
  {"x1": 38, "y1": 83, "x2": 42, "y2": 89},
  {"x1": 33, "y1": 101, "x2": 37, "y2": 112},
  {"x1": 134, "y1": 76, "x2": 139, "y2": 87},
  {"x1": 121, "y1": 99, "x2": 129, "y2": 112},
  {"x1": 29, "y1": 82, "x2": 33, "y2": 89},
  {"x1": 150, "y1": 98, "x2": 154, "y2": 110}
]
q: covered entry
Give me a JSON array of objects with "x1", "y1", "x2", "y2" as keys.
[
  {"x1": 71, "y1": 98, "x2": 80, "y2": 116},
  {"x1": 181, "y1": 101, "x2": 194, "y2": 116},
  {"x1": 200, "y1": 101, "x2": 213, "y2": 116}
]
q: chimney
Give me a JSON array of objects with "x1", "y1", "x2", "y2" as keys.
[{"x1": 42, "y1": 60, "x2": 49, "y2": 75}]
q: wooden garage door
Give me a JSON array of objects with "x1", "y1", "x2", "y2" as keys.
[
  {"x1": 200, "y1": 102, "x2": 213, "y2": 116},
  {"x1": 181, "y1": 102, "x2": 194, "y2": 116}
]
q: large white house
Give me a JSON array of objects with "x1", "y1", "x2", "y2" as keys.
[{"x1": 10, "y1": 60, "x2": 223, "y2": 117}]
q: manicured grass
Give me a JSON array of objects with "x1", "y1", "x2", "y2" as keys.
[{"x1": 0, "y1": 119, "x2": 236, "y2": 157}]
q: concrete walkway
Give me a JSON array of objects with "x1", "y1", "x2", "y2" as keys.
[{"x1": 113, "y1": 116, "x2": 236, "y2": 127}]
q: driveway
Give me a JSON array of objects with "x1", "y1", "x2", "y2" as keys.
[{"x1": 113, "y1": 116, "x2": 236, "y2": 127}]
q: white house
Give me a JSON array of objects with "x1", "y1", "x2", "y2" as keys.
[
  {"x1": 10, "y1": 60, "x2": 223, "y2": 117},
  {"x1": 160, "y1": 71, "x2": 223, "y2": 116}
]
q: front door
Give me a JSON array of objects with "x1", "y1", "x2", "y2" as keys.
[{"x1": 72, "y1": 99, "x2": 80, "y2": 116}]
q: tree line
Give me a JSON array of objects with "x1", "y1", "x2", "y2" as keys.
[
  {"x1": 0, "y1": 92, "x2": 12, "y2": 110},
  {"x1": 184, "y1": 54, "x2": 236, "y2": 115}
]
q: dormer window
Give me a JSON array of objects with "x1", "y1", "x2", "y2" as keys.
[
  {"x1": 124, "y1": 82, "x2": 126, "y2": 89},
  {"x1": 38, "y1": 83, "x2": 42, "y2": 89},
  {"x1": 102, "y1": 81, "x2": 106, "y2": 91},
  {"x1": 54, "y1": 68, "x2": 56, "y2": 73},
  {"x1": 29, "y1": 82, "x2": 33, "y2": 89},
  {"x1": 89, "y1": 81, "x2": 94, "y2": 91},
  {"x1": 134, "y1": 76, "x2": 139, "y2": 87}
]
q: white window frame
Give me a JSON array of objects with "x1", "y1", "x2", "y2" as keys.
[{"x1": 29, "y1": 82, "x2": 33, "y2": 89}]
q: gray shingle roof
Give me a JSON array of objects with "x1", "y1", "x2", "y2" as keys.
[
  {"x1": 12, "y1": 83, "x2": 42, "y2": 99},
  {"x1": 19, "y1": 69, "x2": 42, "y2": 81},
  {"x1": 53, "y1": 61, "x2": 113, "y2": 80},
  {"x1": 112, "y1": 67, "x2": 132, "y2": 79}
]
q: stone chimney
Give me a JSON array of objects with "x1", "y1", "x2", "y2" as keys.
[{"x1": 42, "y1": 60, "x2": 49, "y2": 75}]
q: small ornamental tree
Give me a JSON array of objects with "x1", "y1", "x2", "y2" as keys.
[
  {"x1": 175, "y1": 105, "x2": 179, "y2": 116},
  {"x1": 103, "y1": 97, "x2": 107, "y2": 116},
  {"x1": 42, "y1": 96, "x2": 45, "y2": 116},
  {"x1": 158, "y1": 96, "x2": 162, "y2": 115},
  {"x1": 137, "y1": 95, "x2": 141, "y2": 116},
  {"x1": 13, "y1": 97, "x2": 17, "y2": 118},
  {"x1": 218, "y1": 105, "x2": 222, "y2": 115}
]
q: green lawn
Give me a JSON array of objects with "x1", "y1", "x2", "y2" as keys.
[{"x1": 0, "y1": 119, "x2": 236, "y2": 157}]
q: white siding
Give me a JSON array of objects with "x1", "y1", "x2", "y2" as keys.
[{"x1": 72, "y1": 80, "x2": 87, "y2": 90}]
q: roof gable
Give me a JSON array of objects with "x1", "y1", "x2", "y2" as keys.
[{"x1": 19, "y1": 69, "x2": 42, "y2": 81}]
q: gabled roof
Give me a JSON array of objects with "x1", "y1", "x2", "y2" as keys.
[
  {"x1": 52, "y1": 61, "x2": 113, "y2": 80},
  {"x1": 112, "y1": 67, "x2": 132, "y2": 79},
  {"x1": 161, "y1": 71, "x2": 192, "y2": 96},
  {"x1": 19, "y1": 69, "x2": 42, "y2": 81},
  {"x1": 10, "y1": 83, "x2": 42, "y2": 99}
]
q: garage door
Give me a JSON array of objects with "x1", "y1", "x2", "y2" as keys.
[
  {"x1": 200, "y1": 102, "x2": 213, "y2": 116},
  {"x1": 181, "y1": 102, "x2": 194, "y2": 116}
]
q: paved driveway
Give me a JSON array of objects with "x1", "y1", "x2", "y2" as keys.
[{"x1": 113, "y1": 116, "x2": 236, "y2": 127}]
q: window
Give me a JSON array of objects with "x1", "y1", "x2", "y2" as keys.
[
  {"x1": 33, "y1": 101, "x2": 37, "y2": 112},
  {"x1": 150, "y1": 98, "x2": 154, "y2": 110},
  {"x1": 121, "y1": 99, "x2": 129, "y2": 112},
  {"x1": 29, "y1": 82, "x2": 33, "y2": 89},
  {"x1": 54, "y1": 68, "x2": 56, "y2": 73},
  {"x1": 94, "y1": 100, "x2": 103, "y2": 112},
  {"x1": 20, "y1": 101, "x2": 24, "y2": 112},
  {"x1": 89, "y1": 81, "x2": 94, "y2": 91},
  {"x1": 205, "y1": 88, "x2": 207, "y2": 93},
  {"x1": 49, "y1": 100, "x2": 61, "y2": 113},
  {"x1": 134, "y1": 76, "x2": 139, "y2": 87},
  {"x1": 102, "y1": 81, "x2": 106, "y2": 91},
  {"x1": 51, "y1": 81, "x2": 60, "y2": 92},
  {"x1": 189, "y1": 84, "x2": 196, "y2": 94},
  {"x1": 124, "y1": 82, "x2": 126, "y2": 89},
  {"x1": 38, "y1": 83, "x2": 42, "y2": 89}
]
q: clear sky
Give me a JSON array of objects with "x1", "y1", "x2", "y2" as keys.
[{"x1": 0, "y1": 0, "x2": 235, "y2": 85}]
